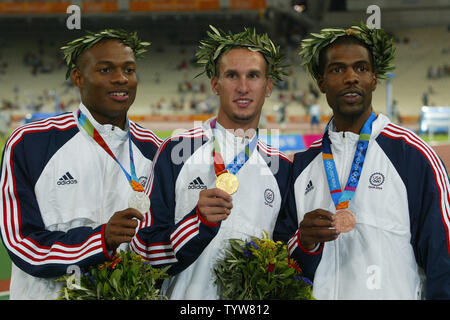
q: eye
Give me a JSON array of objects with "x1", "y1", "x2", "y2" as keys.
[
  {"x1": 248, "y1": 72, "x2": 260, "y2": 79},
  {"x1": 330, "y1": 66, "x2": 343, "y2": 73},
  {"x1": 226, "y1": 72, "x2": 237, "y2": 79},
  {"x1": 99, "y1": 67, "x2": 110, "y2": 73},
  {"x1": 356, "y1": 65, "x2": 369, "y2": 72},
  {"x1": 125, "y1": 67, "x2": 136, "y2": 74}
]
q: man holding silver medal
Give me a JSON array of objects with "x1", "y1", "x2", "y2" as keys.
[
  {"x1": 275, "y1": 23, "x2": 450, "y2": 299},
  {"x1": 0, "y1": 29, "x2": 160, "y2": 299},
  {"x1": 131, "y1": 26, "x2": 292, "y2": 299}
]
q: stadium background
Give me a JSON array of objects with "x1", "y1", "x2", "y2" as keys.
[{"x1": 0, "y1": 0, "x2": 449, "y2": 299}]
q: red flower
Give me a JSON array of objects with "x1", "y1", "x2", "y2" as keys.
[
  {"x1": 111, "y1": 256, "x2": 122, "y2": 269},
  {"x1": 267, "y1": 263, "x2": 275, "y2": 273},
  {"x1": 288, "y1": 259, "x2": 302, "y2": 274}
]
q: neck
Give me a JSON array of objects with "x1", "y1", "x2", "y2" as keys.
[
  {"x1": 89, "y1": 110, "x2": 127, "y2": 130},
  {"x1": 333, "y1": 108, "x2": 372, "y2": 134},
  {"x1": 216, "y1": 115, "x2": 258, "y2": 139}
]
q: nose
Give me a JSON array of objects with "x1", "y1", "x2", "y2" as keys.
[
  {"x1": 343, "y1": 67, "x2": 359, "y2": 85},
  {"x1": 237, "y1": 76, "x2": 249, "y2": 94},
  {"x1": 111, "y1": 69, "x2": 128, "y2": 84}
]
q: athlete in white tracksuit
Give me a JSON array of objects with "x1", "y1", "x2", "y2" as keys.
[
  {"x1": 132, "y1": 118, "x2": 292, "y2": 299},
  {"x1": 0, "y1": 104, "x2": 161, "y2": 299},
  {"x1": 275, "y1": 114, "x2": 450, "y2": 299},
  {"x1": 275, "y1": 26, "x2": 450, "y2": 299}
]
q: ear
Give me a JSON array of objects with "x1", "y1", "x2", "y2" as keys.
[
  {"x1": 371, "y1": 72, "x2": 378, "y2": 91},
  {"x1": 71, "y1": 68, "x2": 84, "y2": 89},
  {"x1": 211, "y1": 77, "x2": 219, "y2": 95},
  {"x1": 265, "y1": 78, "x2": 273, "y2": 97},
  {"x1": 317, "y1": 75, "x2": 326, "y2": 94}
]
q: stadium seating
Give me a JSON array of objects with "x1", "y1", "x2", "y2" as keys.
[{"x1": 0, "y1": 26, "x2": 448, "y2": 122}]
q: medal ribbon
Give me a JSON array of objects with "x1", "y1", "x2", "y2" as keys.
[
  {"x1": 322, "y1": 111, "x2": 377, "y2": 210},
  {"x1": 77, "y1": 110, "x2": 144, "y2": 192},
  {"x1": 210, "y1": 118, "x2": 258, "y2": 177}
]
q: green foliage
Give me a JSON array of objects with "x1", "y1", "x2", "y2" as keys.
[
  {"x1": 299, "y1": 22, "x2": 396, "y2": 80},
  {"x1": 214, "y1": 232, "x2": 315, "y2": 300},
  {"x1": 195, "y1": 25, "x2": 288, "y2": 83},
  {"x1": 61, "y1": 29, "x2": 151, "y2": 79},
  {"x1": 56, "y1": 251, "x2": 169, "y2": 300}
]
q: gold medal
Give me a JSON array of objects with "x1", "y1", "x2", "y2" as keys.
[{"x1": 216, "y1": 172, "x2": 239, "y2": 195}]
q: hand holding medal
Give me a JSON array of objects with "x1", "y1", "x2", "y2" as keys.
[{"x1": 197, "y1": 188, "x2": 233, "y2": 224}]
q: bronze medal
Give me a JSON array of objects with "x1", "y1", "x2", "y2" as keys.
[
  {"x1": 334, "y1": 209, "x2": 356, "y2": 233},
  {"x1": 216, "y1": 172, "x2": 239, "y2": 195}
]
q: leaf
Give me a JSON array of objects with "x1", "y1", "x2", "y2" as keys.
[{"x1": 209, "y1": 25, "x2": 221, "y2": 36}]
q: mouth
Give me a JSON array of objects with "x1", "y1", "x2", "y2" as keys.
[
  {"x1": 340, "y1": 88, "x2": 363, "y2": 104},
  {"x1": 108, "y1": 90, "x2": 129, "y2": 102},
  {"x1": 233, "y1": 98, "x2": 253, "y2": 108}
]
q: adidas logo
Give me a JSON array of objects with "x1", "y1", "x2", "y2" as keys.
[
  {"x1": 188, "y1": 177, "x2": 207, "y2": 190},
  {"x1": 304, "y1": 180, "x2": 314, "y2": 195},
  {"x1": 57, "y1": 172, "x2": 78, "y2": 185}
]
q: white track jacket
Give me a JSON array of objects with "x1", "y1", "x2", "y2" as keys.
[
  {"x1": 0, "y1": 104, "x2": 161, "y2": 299},
  {"x1": 274, "y1": 114, "x2": 450, "y2": 299}
]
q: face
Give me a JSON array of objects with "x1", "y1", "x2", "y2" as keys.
[
  {"x1": 71, "y1": 40, "x2": 137, "y2": 128},
  {"x1": 211, "y1": 48, "x2": 273, "y2": 130},
  {"x1": 317, "y1": 43, "x2": 377, "y2": 125}
]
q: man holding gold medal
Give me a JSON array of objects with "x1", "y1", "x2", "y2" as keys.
[
  {"x1": 0, "y1": 30, "x2": 161, "y2": 299},
  {"x1": 275, "y1": 23, "x2": 450, "y2": 299},
  {"x1": 132, "y1": 26, "x2": 292, "y2": 299}
]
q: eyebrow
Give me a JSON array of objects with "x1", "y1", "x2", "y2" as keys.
[
  {"x1": 95, "y1": 60, "x2": 136, "y2": 66},
  {"x1": 326, "y1": 60, "x2": 370, "y2": 68},
  {"x1": 223, "y1": 69, "x2": 263, "y2": 75}
]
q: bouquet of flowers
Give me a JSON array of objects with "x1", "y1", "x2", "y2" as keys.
[
  {"x1": 56, "y1": 251, "x2": 169, "y2": 300},
  {"x1": 214, "y1": 232, "x2": 315, "y2": 300}
]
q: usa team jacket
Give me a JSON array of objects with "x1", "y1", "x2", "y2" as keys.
[
  {"x1": 131, "y1": 118, "x2": 292, "y2": 299},
  {"x1": 0, "y1": 103, "x2": 161, "y2": 299},
  {"x1": 274, "y1": 114, "x2": 450, "y2": 299}
]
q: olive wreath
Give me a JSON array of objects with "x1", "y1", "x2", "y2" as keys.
[
  {"x1": 195, "y1": 25, "x2": 288, "y2": 83},
  {"x1": 299, "y1": 22, "x2": 395, "y2": 80},
  {"x1": 61, "y1": 29, "x2": 150, "y2": 79}
]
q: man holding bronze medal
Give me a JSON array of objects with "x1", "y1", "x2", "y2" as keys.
[
  {"x1": 275, "y1": 23, "x2": 450, "y2": 299},
  {"x1": 0, "y1": 29, "x2": 160, "y2": 299},
  {"x1": 132, "y1": 26, "x2": 292, "y2": 299}
]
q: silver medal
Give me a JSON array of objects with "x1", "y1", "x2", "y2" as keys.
[{"x1": 128, "y1": 190, "x2": 151, "y2": 213}]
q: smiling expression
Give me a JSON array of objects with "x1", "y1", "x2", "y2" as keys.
[
  {"x1": 71, "y1": 39, "x2": 137, "y2": 129},
  {"x1": 211, "y1": 48, "x2": 273, "y2": 131}
]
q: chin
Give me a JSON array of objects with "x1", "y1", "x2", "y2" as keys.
[
  {"x1": 232, "y1": 112, "x2": 257, "y2": 123},
  {"x1": 336, "y1": 103, "x2": 369, "y2": 117}
]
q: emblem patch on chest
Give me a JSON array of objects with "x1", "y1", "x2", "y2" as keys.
[
  {"x1": 264, "y1": 188, "x2": 275, "y2": 207},
  {"x1": 369, "y1": 172, "x2": 385, "y2": 190}
]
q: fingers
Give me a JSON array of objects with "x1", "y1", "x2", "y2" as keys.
[
  {"x1": 197, "y1": 188, "x2": 233, "y2": 224},
  {"x1": 105, "y1": 208, "x2": 144, "y2": 251},
  {"x1": 200, "y1": 188, "x2": 233, "y2": 202},
  {"x1": 301, "y1": 209, "x2": 334, "y2": 228},
  {"x1": 299, "y1": 209, "x2": 339, "y2": 250},
  {"x1": 300, "y1": 226, "x2": 340, "y2": 245},
  {"x1": 119, "y1": 208, "x2": 145, "y2": 222}
]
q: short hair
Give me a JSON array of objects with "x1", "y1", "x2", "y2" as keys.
[
  {"x1": 215, "y1": 46, "x2": 269, "y2": 77},
  {"x1": 61, "y1": 29, "x2": 150, "y2": 79},
  {"x1": 317, "y1": 35, "x2": 375, "y2": 77}
]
